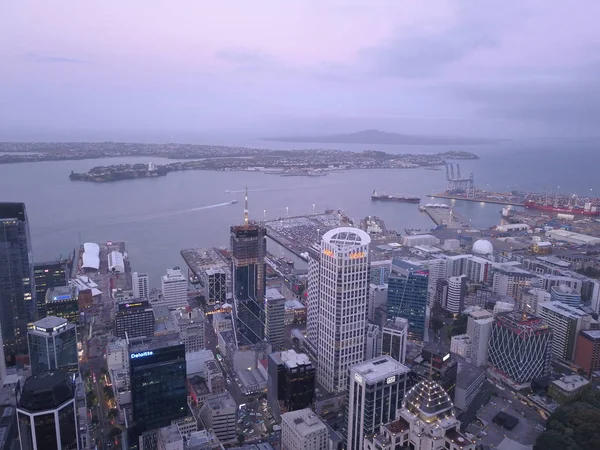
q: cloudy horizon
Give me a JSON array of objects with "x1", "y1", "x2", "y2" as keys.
[{"x1": 2, "y1": 0, "x2": 600, "y2": 141}]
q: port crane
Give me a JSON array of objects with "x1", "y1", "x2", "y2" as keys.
[{"x1": 445, "y1": 163, "x2": 475, "y2": 198}]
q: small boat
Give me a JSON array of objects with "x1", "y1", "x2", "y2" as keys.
[
  {"x1": 230, "y1": 199, "x2": 238, "y2": 204},
  {"x1": 225, "y1": 190, "x2": 231, "y2": 193}
]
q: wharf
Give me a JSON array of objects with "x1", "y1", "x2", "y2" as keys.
[
  {"x1": 262, "y1": 212, "x2": 350, "y2": 259},
  {"x1": 424, "y1": 207, "x2": 472, "y2": 229},
  {"x1": 430, "y1": 192, "x2": 525, "y2": 207}
]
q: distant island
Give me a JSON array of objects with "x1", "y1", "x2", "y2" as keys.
[{"x1": 262, "y1": 129, "x2": 502, "y2": 146}]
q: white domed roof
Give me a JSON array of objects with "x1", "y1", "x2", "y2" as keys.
[{"x1": 472, "y1": 239, "x2": 493, "y2": 255}]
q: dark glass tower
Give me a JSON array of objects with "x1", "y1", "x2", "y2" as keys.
[
  {"x1": 230, "y1": 189, "x2": 267, "y2": 345},
  {"x1": 128, "y1": 339, "x2": 187, "y2": 449},
  {"x1": 387, "y1": 259, "x2": 429, "y2": 341},
  {"x1": 0, "y1": 203, "x2": 36, "y2": 364},
  {"x1": 34, "y1": 259, "x2": 69, "y2": 319},
  {"x1": 17, "y1": 370, "x2": 79, "y2": 450}
]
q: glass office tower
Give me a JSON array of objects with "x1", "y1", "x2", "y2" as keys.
[
  {"x1": 128, "y1": 339, "x2": 187, "y2": 449},
  {"x1": 34, "y1": 260, "x2": 69, "y2": 319},
  {"x1": 387, "y1": 260, "x2": 429, "y2": 341},
  {"x1": 17, "y1": 370, "x2": 79, "y2": 450},
  {"x1": 28, "y1": 316, "x2": 79, "y2": 376},
  {"x1": 0, "y1": 203, "x2": 36, "y2": 363}
]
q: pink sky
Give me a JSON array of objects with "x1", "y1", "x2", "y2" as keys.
[{"x1": 2, "y1": 0, "x2": 600, "y2": 138}]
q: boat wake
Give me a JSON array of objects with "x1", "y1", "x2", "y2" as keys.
[{"x1": 112, "y1": 202, "x2": 232, "y2": 225}]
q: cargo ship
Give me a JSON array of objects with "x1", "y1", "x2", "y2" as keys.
[
  {"x1": 371, "y1": 190, "x2": 420, "y2": 203},
  {"x1": 524, "y1": 194, "x2": 600, "y2": 216}
]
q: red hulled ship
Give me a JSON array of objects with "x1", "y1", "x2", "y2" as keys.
[{"x1": 524, "y1": 194, "x2": 600, "y2": 216}]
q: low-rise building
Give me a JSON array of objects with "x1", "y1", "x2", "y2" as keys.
[
  {"x1": 199, "y1": 391, "x2": 237, "y2": 445},
  {"x1": 549, "y1": 375, "x2": 590, "y2": 404},
  {"x1": 574, "y1": 329, "x2": 600, "y2": 376}
]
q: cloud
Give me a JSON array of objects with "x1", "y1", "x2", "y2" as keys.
[
  {"x1": 24, "y1": 52, "x2": 88, "y2": 64},
  {"x1": 214, "y1": 47, "x2": 277, "y2": 71}
]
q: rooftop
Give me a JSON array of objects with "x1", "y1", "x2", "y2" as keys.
[
  {"x1": 18, "y1": 370, "x2": 74, "y2": 412},
  {"x1": 551, "y1": 375, "x2": 590, "y2": 392},
  {"x1": 351, "y1": 356, "x2": 410, "y2": 384},
  {"x1": 581, "y1": 329, "x2": 600, "y2": 340},
  {"x1": 205, "y1": 391, "x2": 236, "y2": 411},
  {"x1": 551, "y1": 284, "x2": 580, "y2": 296},
  {"x1": 30, "y1": 316, "x2": 69, "y2": 334},
  {"x1": 382, "y1": 317, "x2": 409, "y2": 331},
  {"x1": 538, "y1": 301, "x2": 588, "y2": 319},
  {"x1": 280, "y1": 349, "x2": 312, "y2": 369},
  {"x1": 456, "y1": 362, "x2": 485, "y2": 389},
  {"x1": 281, "y1": 408, "x2": 326, "y2": 436},
  {"x1": 265, "y1": 288, "x2": 285, "y2": 302}
]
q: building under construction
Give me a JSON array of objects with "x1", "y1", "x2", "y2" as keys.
[{"x1": 230, "y1": 188, "x2": 267, "y2": 345}]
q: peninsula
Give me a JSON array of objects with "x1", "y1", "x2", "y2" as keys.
[{"x1": 66, "y1": 147, "x2": 479, "y2": 182}]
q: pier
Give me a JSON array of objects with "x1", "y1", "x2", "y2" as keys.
[
  {"x1": 430, "y1": 192, "x2": 525, "y2": 207},
  {"x1": 424, "y1": 206, "x2": 472, "y2": 229}
]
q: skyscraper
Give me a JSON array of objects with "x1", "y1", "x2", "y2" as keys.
[
  {"x1": 17, "y1": 370, "x2": 80, "y2": 450},
  {"x1": 129, "y1": 338, "x2": 187, "y2": 449},
  {"x1": 347, "y1": 356, "x2": 411, "y2": 450},
  {"x1": 488, "y1": 311, "x2": 553, "y2": 385},
  {"x1": 445, "y1": 275, "x2": 467, "y2": 314},
  {"x1": 265, "y1": 288, "x2": 286, "y2": 349},
  {"x1": 307, "y1": 227, "x2": 371, "y2": 394},
  {"x1": 381, "y1": 317, "x2": 408, "y2": 364},
  {"x1": 132, "y1": 272, "x2": 149, "y2": 300},
  {"x1": 115, "y1": 300, "x2": 155, "y2": 340},
  {"x1": 387, "y1": 260, "x2": 429, "y2": 341},
  {"x1": 28, "y1": 316, "x2": 78, "y2": 376},
  {"x1": 0, "y1": 203, "x2": 36, "y2": 363},
  {"x1": 466, "y1": 310, "x2": 493, "y2": 367},
  {"x1": 230, "y1": 188, "x2": 267, "y2": 345},
  {"x1": 34, "y1": 259, "x2": 69, "y2": 319}
]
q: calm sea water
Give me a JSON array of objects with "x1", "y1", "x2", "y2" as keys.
[{"x1": 1, "y1": 138, "x2": 599, "y2": 287}]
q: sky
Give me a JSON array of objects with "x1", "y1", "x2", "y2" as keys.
[{"x1": 1, "y1": 0, "x2": 599, "y2": 140}]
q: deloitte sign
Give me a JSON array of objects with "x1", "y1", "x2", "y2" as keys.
[{"x1": 130, "y1": 351, "x2": 154, "y2": 359}]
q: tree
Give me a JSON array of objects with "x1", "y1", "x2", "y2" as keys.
[
  {"x1": 86, "y1": 391, "x2": 98, "y2": 407},
  {"x1": 107, "y1": 408, "x2": 118, "y2": 419},
  {"x1": 108, "y1": 427, "x2": 121, "y2": 440},
  {"x1": 449, "y1": 314, "x2": 468, "y2": 337},
  {"x1": 430, "y1": 315, "x2": 444, "y2": 332},
  {"x1": 237, "y1": 433, "x2": 245, "y2": 445}
]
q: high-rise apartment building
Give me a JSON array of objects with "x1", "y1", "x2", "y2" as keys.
[
  {"x1": 491, "y1": 264, "x2": 536, "y2": 299},
  {"x1": 574, "y1": 330, "x2": 600, "y2": 377},
  {"x1": 28, "y1": 316, "x2": 78, "y2": 376},
  {"x1": 281, "y1": 408, "x2": 328, "y2": 450},
  {"x1": 538, "y1": 301, "x2": 595, "y2": 361},
  {"x1": 132, "y1": 272, "x2": 149, "y2": 300},
  {"x1": 0, "y1": 203, "x2": 36, "y2": 362},
  {"x1": 115, "y1": 300, "x2": 155, "y2": 340},
  {"x1": 267, "y1": 350, "x2": 315, "y2": 420},
  {"x1": 387, "y1": 260, "x2": 429, "y2": 341},
  {"x1": 306, "y1": 227, "x2": 371, "y2": 394},
  {"x1": 160, "y1": 267, "x2": 188, "y2": 309},
  {"x1": 17, "y1": 370, "x2": 79, "y2": 450},
  {"x1": 488, "y1": 311, "x2": 553, "y2": 384},
  {"x1": 230, "y1": 189, "x2": 267, "y2": 345},
  {"x1": 445, "y1": 275, "x2": 467, "y2": 314},
  {"x1": 265, "y1": 288, "x2": 286, "y2": 349},
  {"x1": 129, "y1": 338, "x2": 187, "y2": 449},
  {"x1": 347, "y1": 356, "x2": 411, "y2": 450},
  {"x1": 34, "y1": 259, "x2": 69, "y2": 319},
  {"x1": 466, "y1": 310, "x2": 493, "y2": 367},
  {"x1": 380, "y1": 317, "x2": 408, "y2": 364}
]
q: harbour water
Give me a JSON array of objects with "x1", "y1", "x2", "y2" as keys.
[{"x1": 1, "y1": 138, "x2": 599, "y2": 287}]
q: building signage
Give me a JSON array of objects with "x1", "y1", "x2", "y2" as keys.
[
  {"x1": 442, "y1": 353, "x2": 450, "y2": 362},
  {"x1": 125, "y1": 302, "x2": 143, "y2": 308},
  {"x1": 386, "y1": 376, "x2": 396, "y2": 385},
  {"x1": 323, "y1": 249, "x2": 334, "y2": 257},
  {"x1": 131, "y1": 351, "x2": 154, "y2": 359},
  {"x1": 53, "y1": 295, "x2": 72, "y2": 301},
  {"x1": 349, "y1": 251, "x2": 365, "y2": 259},
  {"x1": 354, "y1": 373, "x2": 363, "y2": 383}
]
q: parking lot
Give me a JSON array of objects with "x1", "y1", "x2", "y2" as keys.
[
  {"x1": 468, "y1": 393, "x2": 544, "y2": 447},
  {"x1": 237, "y1": 398, "x2": 277, "y2": 441}
]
